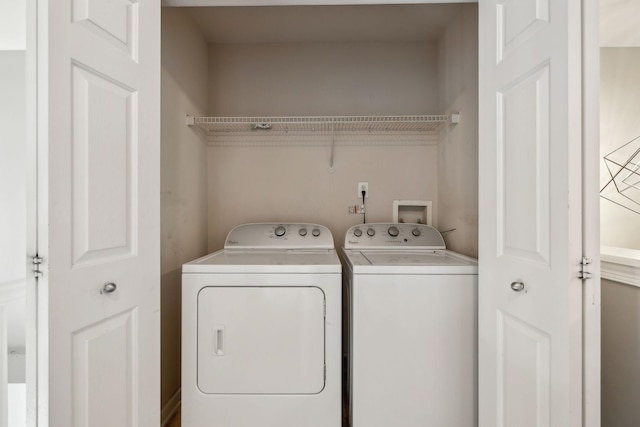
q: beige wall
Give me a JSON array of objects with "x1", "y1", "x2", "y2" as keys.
[
  {"x1": 600, "y1": 48, "x2": 640, "y2": 250},
  {"x1": 437, "y1": 5, "x2": 478, "y2": 257},
  {"x1": 207, "y1": 144, "x2": 439, "y2": 250},
  {"x1": 208, "y1": 42, "x2": 439, "y2": 116},
  {"x1": 161, "y1": 8, "x2": 209, "y2": 407},
  {"x1": 206, "y1": 41, "x2": 442, "y2": 250},
  {"x1": 602, "y1": 278, "x2": 640, "y2": 427}
]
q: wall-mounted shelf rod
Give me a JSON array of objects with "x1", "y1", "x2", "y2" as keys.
[
  {"x1": 186, "y1": 114, "x2": 460, "y2": 134},
  {"x1": 186, "y1": 114, "x2": 460, "y2": 170}
]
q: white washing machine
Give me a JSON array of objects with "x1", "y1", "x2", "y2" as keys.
[
  {"x1": 341, "y1": 223, "x2": 477, "y2": 427},
  {"x1": 182, "y1": 223, "x2": 342, "y2": 427}
]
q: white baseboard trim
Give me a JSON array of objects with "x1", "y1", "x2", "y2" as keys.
[{"x1": 161, "y1": 388, "x2": 181, "y2": 427}]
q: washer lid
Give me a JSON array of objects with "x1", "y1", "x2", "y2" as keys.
[
  {"x1": 342, "y1": 249, "x2": 477, "y2": 274},
  {"x1": 344, "y1": 223, "x2": 445, "y2": 250}
]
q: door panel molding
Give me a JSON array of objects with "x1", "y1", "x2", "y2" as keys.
[
  {"x1": 72, "y1": 0, "x2": 140, "y2": 61},
  {"x1": 497, "y1": 0, "x2": 550, "y2": 63},
  {"x1": 497, "y1": 310, "x2": 550, "y2": 427},
  {"x1": 71, "y1": 62, "x2": 139, "y2": 267},
  {"x1": 496, "y1": 61, "x2": 550, "y2": 264},
  {"x1": 72, "y1": 308, "x2": 138, "y2": 426}
]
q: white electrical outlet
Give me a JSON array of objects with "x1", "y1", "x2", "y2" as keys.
[
  {"x1": 348, "y1": 205, "x2": 365, "y2": 214},
  {"x1": 357, "y1": 182, "x2": 369, "y2": 198}
]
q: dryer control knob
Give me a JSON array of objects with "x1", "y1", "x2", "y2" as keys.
[
  {"x1": 388, "y1": 226, "x2": 400, "y2": 237},
  {"x1": 367, "y1": 228, "x2": 375, "y2": 236},
  {"x1": 275, "y1": 226, "x2": 286, "y2": 237},
  {"x1": 412, "y1": 228, "x2": 421, "y2": 237},
  {"x1": 312, "y1": 228, "x2": 321, "y2": 237},
  {"x1": 299, "y1": 228, "x2": 307, "y2": 236},
  {"x1": 353, "y1": 228, "x2": 363, "y2": 237}
]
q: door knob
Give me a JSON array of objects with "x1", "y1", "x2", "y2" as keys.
[
  {"x1": 510, "y1": 281, "x2": 525, "y2": 292},
  {"x1": 101, "y1": 282, "x2": 117, "y2": 294}
]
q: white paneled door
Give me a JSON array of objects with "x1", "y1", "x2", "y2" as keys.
[
  {"x1": 36, "y1": 0, "x2": 160, "y2": 425},
  {"x1": 478, "y1": 1, "x2": 586, "y2": 427}
]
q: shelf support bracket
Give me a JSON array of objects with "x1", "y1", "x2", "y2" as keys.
[{"x1": 329, "y1": 122, "x2": 335, "y2": 172}]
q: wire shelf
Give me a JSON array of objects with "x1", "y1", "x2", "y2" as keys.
[{"x1": 187, "y1": 114, "x2": 459, "y2": 146}]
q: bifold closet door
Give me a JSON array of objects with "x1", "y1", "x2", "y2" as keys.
[
  {"x1": 37, "y1": 0, "x2": 161, "y2": 425},
  {"x1": 478, "y1": 0, "x2": 589, "y2": 426}
]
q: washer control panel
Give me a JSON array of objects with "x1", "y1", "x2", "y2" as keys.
[
  {"x1": 344, "y1": 223, "x2": 445, "y2": 249},
  {"x1": 225, "y1": 223, "x2": 334, "y2": 249}
]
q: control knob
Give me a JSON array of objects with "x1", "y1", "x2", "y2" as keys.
[
  {"x1": 412, "y1": 228, "x2": 421, "y2": 237},
  {"x1": 388, "y1": 226, "x2": 400, "y2": 237},
  {"x1": 299, "y1": 228, "x2": 307, "y2": 236},
  {"x1": 367, "y1": 228, "x2": 375, "y2": 236},
  {"x1": 274, "y1": 226, "x2": 286, "y2": 237},
  {"x1": 312, "y1": 228, "x2": 321, "y2": 237},
  {"x1": 353, "y1": 228, "x2": 363, "y2": 237}
]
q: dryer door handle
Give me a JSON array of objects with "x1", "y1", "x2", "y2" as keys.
[{"x1": 213, "y1": 325, "x2": 225, "y2": 356}]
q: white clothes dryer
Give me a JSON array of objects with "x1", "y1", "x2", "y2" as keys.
[
  {"x1": 341, "y1": 223, "x2": 477, "y2": 427},
  {"x1": 182, "y1": 223, "x2": 342, "y2": 427}
]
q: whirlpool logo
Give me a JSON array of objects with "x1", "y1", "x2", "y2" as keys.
[
  {"x1": 347, "y1": 240, "x2": 359, "y2": 245},
  {"x1": 227, "y1": 240, "x2": 239, "y2": 245}
]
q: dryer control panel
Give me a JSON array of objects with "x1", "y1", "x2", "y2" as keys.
[
  {"x1": 344, "y1": 223, "x2": 445, "y2": 250},
  {"x1": 225, "y1": 223, "x2": 334, "y2": 249}
]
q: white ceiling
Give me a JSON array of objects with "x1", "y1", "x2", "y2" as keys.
[
  {"x1": 600, "y1": 0, "x2": 640, "y2": 47},
  {"x1": 187, "y1": 4, "x2": 468, "y2": 44}
]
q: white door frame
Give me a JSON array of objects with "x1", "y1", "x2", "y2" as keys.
[
  {"x1": 25, "y1": 0, "x2": 39, "y2": 425},
  {"x1": 581, "y1": 0, "x2": 601, "y2": 424}
]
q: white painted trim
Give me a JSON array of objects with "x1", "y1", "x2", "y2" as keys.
[
  {"x1": 601, "y1": 246, "x2": 640, "y2": 288},
  {"x1": 582, "y1": 1, "x2": 601, "y2": 426},
  {"x1": 25, "y1": 0, "x2": 38, "y2": 424},
  {"x1": 161, "y1": 388, "x2": 181, "y2": 427},
  {"x1": 35, "y1": 0, "x2": 51, "y2": 423}
]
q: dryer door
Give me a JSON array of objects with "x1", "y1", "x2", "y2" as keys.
[{"x1": 197, "y1": 286, "x2": 325, "y2": 394}]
